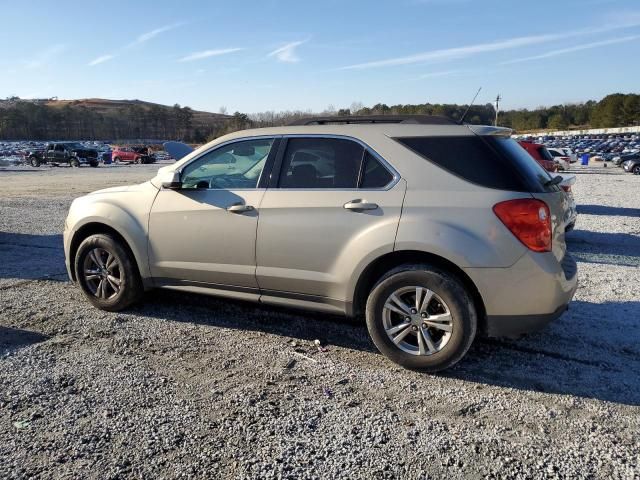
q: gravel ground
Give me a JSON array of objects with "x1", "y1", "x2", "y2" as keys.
[{"x1": 1, "y1": 163, "x2": 639, "y2": 479}]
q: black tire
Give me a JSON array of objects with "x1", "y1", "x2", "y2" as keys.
[
  {"x1": 89, "y1": 160, "x2": 99, "y2": 168},
  {"x1": 30, "y1": 156, "x2": 40, "y2": 167},
  {"x1": 113, "y1": 157, "x2": 121, "y2": 163},
  {"x1": 365, "y1": 264, "x2": 477, "y2": 372},
  {"x1": 633, "y1": 165, "x2": 640, "y2": 175},
  {"x1": 70, "y1": 157, "x2": 80, "y2": 168},
  {"x1": 74, "y1": 233, "x2": 143, "y2": 311}
]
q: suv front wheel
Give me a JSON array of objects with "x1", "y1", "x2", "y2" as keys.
[
  {"x1": 365, "y1": 265, "x2": 477, "y2": 372},
  {"x1": 74, "y1": 234, "x2": 142, "y2": 311}
]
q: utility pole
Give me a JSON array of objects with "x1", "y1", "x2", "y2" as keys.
[{"x1": 494, "y1": 94, "x2": 501, "y2": 126}]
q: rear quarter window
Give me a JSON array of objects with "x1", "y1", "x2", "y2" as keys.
[
  {"x1": 395, "y1": 136, "x2": 555, "y2": 193},
  {"x1": 394, "y1": 136, "x2": 529, "y2": 191}
]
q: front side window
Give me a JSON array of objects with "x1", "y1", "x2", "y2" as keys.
[{"x1": 181, "y1": 138, "x2": 274, "y2": 189}]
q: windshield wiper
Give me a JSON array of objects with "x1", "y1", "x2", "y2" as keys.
[{"x1": 544, "y1": 175, "x2": 563, "y2": 187}]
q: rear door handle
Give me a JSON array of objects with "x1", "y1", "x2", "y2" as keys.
[
  {"x1": 226, "y1": 204, "x2": 254, "y2": 213},
  {"x1": 344, "y1": 199, "x2": 379, "y2": 211}
]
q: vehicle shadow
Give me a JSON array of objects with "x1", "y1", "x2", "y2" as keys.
[
  {"x1": 136, "y1": 291, "x2": 640, "y2": 406},
  {"x1": 567, "y1": 230, "x2": 640, "y2": 267},
  {"x1": 448, "y1": 300, "x2": 640, "y2": 406},
  {"x1": 0, "y1": 232, "x2": 67, "y2": 281},
  {"x1": 0, "y1": 326, "x2": 49, "y2": 353},
  {"x1": 577, "y1": 204, "x2": 640, "y2": 217}
]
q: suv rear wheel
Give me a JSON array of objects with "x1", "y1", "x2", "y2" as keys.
[
  {"x1": 70, "y1": 157, "x2": 80, "y2": 168},
  {"x1": 365, "y1": 265, "x2": 477, "y2": 372},
  {"x1": 74, "y1": 234, "x2": 143, "y2": 311},
  {"x1": 30, "y1": 156, "x2": 40, "y2": 167}
]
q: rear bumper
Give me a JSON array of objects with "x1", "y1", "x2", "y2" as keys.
[
  {"x1": 464, "y1": 252, "x2": 578, "y2": 337},
  {"x1": 486, "y1": 303, "x2": 569, "y2": 337}
]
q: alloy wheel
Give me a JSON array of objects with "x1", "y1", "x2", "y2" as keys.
[
  {"x1": 382, "y1": 286, "x2": 453, "y2": 356},
  {"x1": 82, "y1": 248, "x2": 122, "y2": 300}
]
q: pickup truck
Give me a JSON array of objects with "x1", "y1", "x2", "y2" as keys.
[{"x1": 26, "y1": 142, "x2": 99, "y2": 168}]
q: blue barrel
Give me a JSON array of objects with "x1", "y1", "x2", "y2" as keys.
[{"x1": 581, "y1": 154, "x2": 589, "y2": 165}]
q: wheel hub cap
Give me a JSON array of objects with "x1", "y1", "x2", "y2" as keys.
[{"x1": 382, "y1": 286, "x2": 453, "y2": 356}]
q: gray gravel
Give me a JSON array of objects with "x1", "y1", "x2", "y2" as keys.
[{"x1": 1, "y1": 163, "x2": 639, "y2": 479}]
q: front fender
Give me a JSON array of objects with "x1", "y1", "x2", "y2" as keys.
[{"x1": 65, "y1": 182, "x2": 159, "y2": 280}]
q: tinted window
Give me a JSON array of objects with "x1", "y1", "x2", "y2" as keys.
[
  {"x1": 486, "y1": 137, "x2": 555, "y2": 192},
  {"x1": 395, "y1": 136, "x2": 527, "y2": 191},
  {"x1": 538, "y1": 147, "x2": 554, "y2": 161},
  {"x1": 361, "y1": 151, "x2": 394, "y2": 188},
  {"x1": 181, "y1": 138, "x2": 274, "y2": 189},
  {"x1": 279, "y1": 138, "x2": 363, "y2": 188}
]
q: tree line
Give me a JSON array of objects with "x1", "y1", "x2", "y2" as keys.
[
  {"x1": 243, "y1": 93, "x2": 640, "y2": 133},
  {"x1": 1, "y1": 93, "x2": 638, "y2": 141},
  {"x1": 0, "y1": 99, "x2": 225, "y2": 141}
]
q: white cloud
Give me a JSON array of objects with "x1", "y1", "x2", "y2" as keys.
[
  {"x1": 24, "y1": 44, "x2": 66, "y2": 69},
  {"x1": 88, "y1": 54, "x2": 115, "y2": 66},
  {"x1": 128, "y1": 23, "x2": 184, "y2": 47},
  {"x1": 267, "y1": 40, "x2": 306, "y2": 63},
  {"x1": 419, "y1": 70, "x2": 461, "y2": 78},
  {"x1": 339, "y1": 21, "x2": 640, "y2": 70},
  {"x1": 178, "y1": 48, "x2": 244, "y2": 62},
  {"x1": 501, "y1": 35, "x2": 640, "y2": 64}
]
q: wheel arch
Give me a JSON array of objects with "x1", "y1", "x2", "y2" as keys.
[
  {"x1": 351, "y1": 249, "x2": 486, "y2": 331},
  {"x1": 69, "y1": 222, "x2": 143, "y2": 284}
]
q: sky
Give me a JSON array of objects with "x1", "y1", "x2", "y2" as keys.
[{"x1": 1, "y1": 0, "x2": 639, "y2": 114}]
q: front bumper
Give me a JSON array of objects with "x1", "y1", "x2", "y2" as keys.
[
  {"x1": 465, "y1": 252, "x2": 578, "y2": 337},
  {"x1": 63, "y1": 226, "x2": 74, "y2": 281}
]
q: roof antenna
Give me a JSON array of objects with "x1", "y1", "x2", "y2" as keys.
[{"x1": 458, "y1": 87, "x2": 482, "y2": 125}]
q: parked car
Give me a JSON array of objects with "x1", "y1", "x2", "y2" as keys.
[
  {"x1": 558, "y1": 174, "x2": 577, "y2": 231},
  {"x1": 25, "y1": 142, "x2": 99, "y2": 167},
  {"x1": 622, "y1": 157, "x2": 640, "y2": 174},
  {"x1": 132, "y1": 146, "x2": 156, "y2": 164},
  {"x1": 63, "y1": 116, "x2": 578, "y2": 372},
  {"x1": 111, "y1": 146, "x2": 152, "y2": 164},
  {"x1": 547, "y1": 147, "x2": 571, "y2": 171},
  {"x1": 615, "y1": 152, "x2": 640, "y2": 166},
  {"x1": 518, "y1": 140, "x2": 558, "y2": 172}
]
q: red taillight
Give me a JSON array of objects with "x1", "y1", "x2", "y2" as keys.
[{"x1": 493, "y1": 199, "x2": 552, "y2": 252}]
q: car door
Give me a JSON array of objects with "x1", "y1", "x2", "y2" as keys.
[
  {"x1": 255, "y1": 136, "x2": 406, "y2": 304},
  {"x1": 148, "y1": 137, "x2": 279, "y2": 289},
  {"x1": 54, "y1": 144, "x2": 66, "y2": 162},
  {"x1": 45, "y1": 144, "x2": 55, "y2": 161}
]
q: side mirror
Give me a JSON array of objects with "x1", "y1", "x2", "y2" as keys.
[{"x1": 160, "y1": 170, "x2": 182, "y2": 189}]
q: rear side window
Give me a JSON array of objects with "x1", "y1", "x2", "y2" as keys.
[
  {"x1": 279, "y1": 138, "x2": 362, "y2": 188},
  {"x1": 395, "y1": 136, "x2": 528, "y2": 191}
]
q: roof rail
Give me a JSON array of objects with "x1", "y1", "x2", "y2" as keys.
[{"x1": 288, "y1": 115, "x2": 456, "y2": 126}]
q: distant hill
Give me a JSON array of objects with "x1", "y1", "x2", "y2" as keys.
[
  {"x1": 43, "y1": 98, "x2": 231, "y2": 131},
  {"x1": 0, "y1": 97, "x2": 232, "y2": 141}
]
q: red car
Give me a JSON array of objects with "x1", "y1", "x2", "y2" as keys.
[
  {"x1": 518, "y1": 140, "x2": 558, "y2": 172},
  {"x1": 111, "y1": 146, "x2": 152, "y2": 164}
]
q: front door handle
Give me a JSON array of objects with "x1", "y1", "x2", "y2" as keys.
[
  {"x1": 227, "y1": 204, "x2": 254, "y2": 213},
  {"x1": 344, "y1": 199, "x2": 379, "y2": 211}
]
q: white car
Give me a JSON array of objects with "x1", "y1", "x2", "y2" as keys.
[{"x1": 547, "y1": 148, "x2": 572, "y2": 170}]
